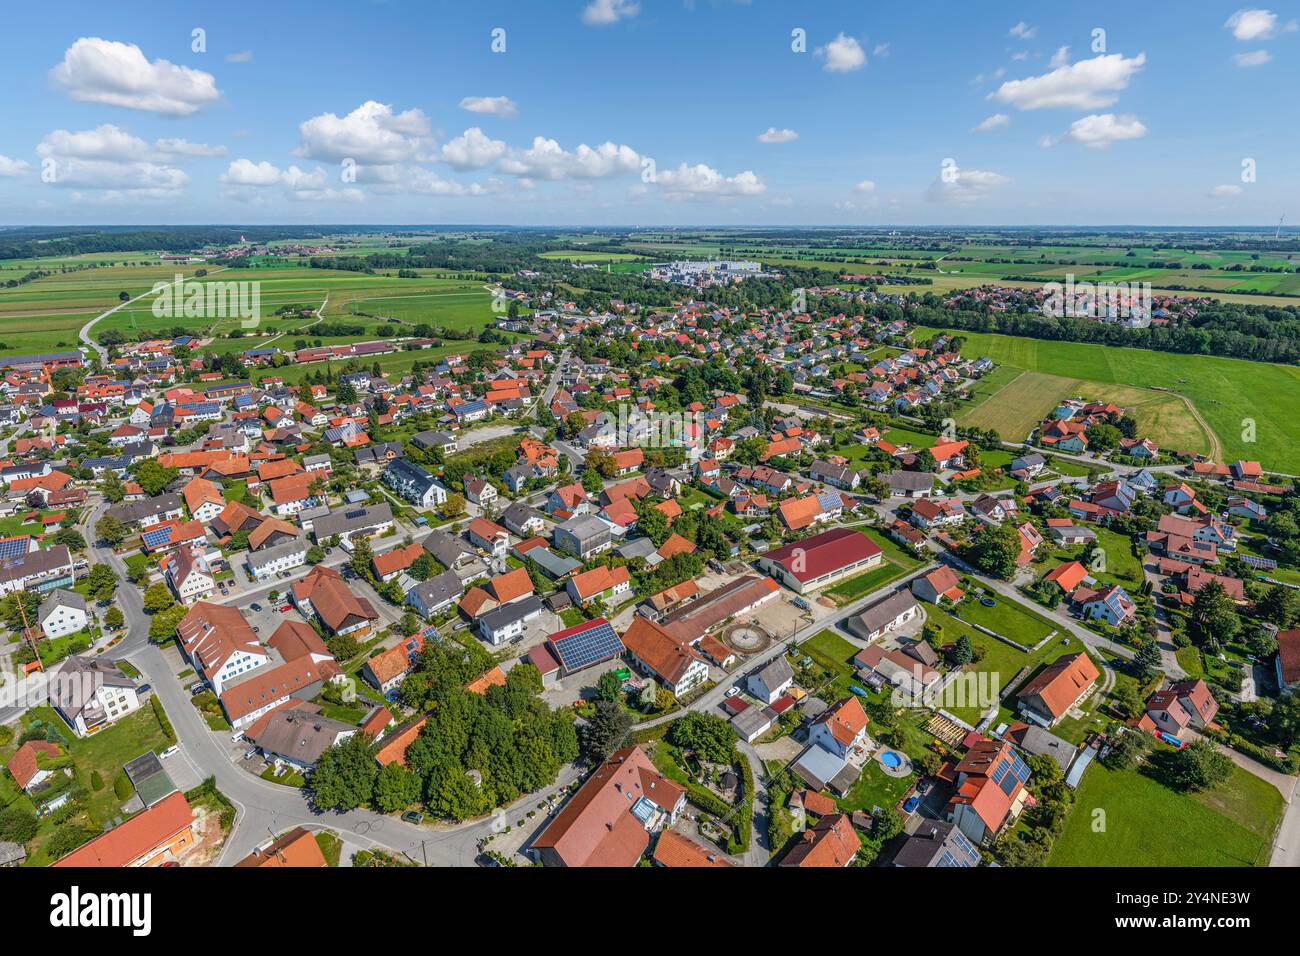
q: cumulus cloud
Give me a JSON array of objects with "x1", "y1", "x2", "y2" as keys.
[
  {"x1": 816, "y1": 33, "x2": 867, "y2": 72},
  {"x1": 219, "y1": 158, "x2": 361, "y2": 202},
  {"x1": 1044, "y1": 113, "x2": 1148, "y2": 148},
  {"x1": 297, "y1": 101, "x2": 434, "y2": 164},
  {"x1": 1009, "y1": 21, "x2": 1037, "y2": 39},
  {"x1": 0, "y1": 155, "x2": 32, "y2": 177},
  {"x1": 1233, "y1": 49, "x2": 1273, "y2": 66},
  {"x1": 853, "y1": 179, "x2": 876, "y2": 193},
  {"x1": 582, "y1": 0, "x2": 639, "y2": 25},
  {"x1": 973, "y1": 113, "x2": 1010, "y2": 132},
  {"x1": 458, "y1": 95, "x2": 518, "y2": 118},
  {"x1": 49, "y1": 37, "x2": 220, "y2": 116},
  {"x1": 1049, "y1": 46, "x2": 1070, "y2": 68},
  {"x1": 440, "y1": 127, "x2": 507, "y2": 170},
  {"x1": 655, "y1": 163, "x2": 765, "y2": 200},
  {"x1": 990, "y1": 52, "x2": 1146, "y2": 110},
  {"x1": 500, "y1": 136, "x2": 642, "y2": 180},
  {"x1": 155, "y1": 138, "x2": 228, "y2": 158},
  {"x1": 1224, "y1": 8, "x2": 1295, "y2": 40},
  {"x1": 757, "y1": 127, "x2": 799, "y2": 144},
  {"x1": 926, "y1": 166, "x2": 1010, "y2": 205},
  {"x1": 37, "y1": 125, "x2": 188, "y2": 195}
]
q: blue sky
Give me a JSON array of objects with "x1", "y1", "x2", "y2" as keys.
[{"x1": 0, "y1": 0, "x2": 1296, "y2": 226}]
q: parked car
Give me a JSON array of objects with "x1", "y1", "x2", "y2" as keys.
[
  {"x1": 401, "y1": 811, "x2": 424, "y2": 825},
  {"x1": 724, "y1": 686, "x2": 741, "y2": 699},
  {"x1": 243, "y1": 747, "x2": 258, "y2": 760},
  {"x1": 250, "y1": 602, "x2": 263, "y2": 611},
  {"x1": 160, "y1": 746, "x2": 179, "y2": 758},
  {"x1": 902, "y1": 795, "x2": 921, "y2": 814},
  {"x1": 189, "y1": 682, "x2": 206, "y2": 696}
]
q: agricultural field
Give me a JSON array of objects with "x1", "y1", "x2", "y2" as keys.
[{"x1": 923, "y1": 326, "x2": 1300, "y2": 471}]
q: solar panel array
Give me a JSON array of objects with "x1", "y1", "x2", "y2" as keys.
[
  {"x1": 0, "y1": 536, "x2": 31, "y2": 559},
  {"x1": 142, "y1": 526, "x2": 175, "y2": 550},
  {"x1": 550, "y1": 619, "x2": 624, "y2": 673},
  {"x1": 992, "y1": 753, "x2": 1031, "y2": 796},
  {"x1": 1242, "y1": 554, "x2": 1278, "y2": 571}
]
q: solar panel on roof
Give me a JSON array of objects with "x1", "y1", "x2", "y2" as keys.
[
  {"x1": 0, "y1": 536, "x2": 31, "y2": 559},
  {"x1": 142, "y1": 527, "x2": 174, "y2": 549},
  {"x1": 550, "y1": 620, "x2": 623, "y2": 673}
]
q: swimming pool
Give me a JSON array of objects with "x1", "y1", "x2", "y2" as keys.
[{"x1": 880, "y1": 751, "x2": 903, "y2": 769}]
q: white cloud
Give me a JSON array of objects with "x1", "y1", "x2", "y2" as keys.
[
  {"x1": 853, "y1": 179, "x2": 876, "y2": 193},
  {"x1": 1211, "y1": 184, "x2": 1244, "y2": 197},
  {"x1": 0, "y1": 155, "x2": 32, "y2": 177},
  {"x1": 655, "y1": 163, "x2": 765, "y2": 200},
  {"x1": 1224, "y1": 8, "x2": 1291, "y2": 40},
  {"x1": 155, "y1": 138, "x2": 228, "y2": 159},
  {"x1": 990, "y1": 52, "x2": 1146, "y2": 110},
  {"x1": 926, "y1": 167, "x2": 1010, "y2": 205},
  {"x1": 297, "y1": 101, "x2": 434, "y2": 164},
  {"x1": 816, "y1": 33, "x2": 867, "y2": 72},
  {"x1": 219, "y1": 158, "x2": 362, "y2": 202},
  {"x1": 1009, "y1": 21, "x2": 1038, "y2": 39},
  {"x1": 973, "y1": 113, "x2": 1010, "y2": 132},
  {"x1": 49, "y1": 37, "x2": 220, "y2": 116},
  {"x1": 873, "y1": 42, "x2": 890, "y2": 57},
  {"x1": 458, "y1": 95, "x2": 518, "y2": 118},
  {"x1": 500, "y1": 136, "x2": 643, "y2": 180},
  {"x1": 757, "y1": 127, "x2": 799, "y2": 144},
  {"x1": 1049, "y1": 46, "x2": 1070, "y2": 68},
  {"x1": 1233, "y1": 49, "x2": 1273, "y2": 66},
  {"x1": 1045, "y1": 113, "x2": 1148, "y2": 149},
  {"x1": 37, "y1": 126, "x2": 188, "y2": 195},
  {"x1": 440, "y1": 127, "x2": 507, "y2": 170},
  {"x1": 1011, "y1": 51, "x2": 1029, "y2": 61},
  {"x1": 582, "y1": 0, "x2": 640, "y2": 25},
  {"x1": 226, "y1": 51, "x2": 253, "y2": 63}
]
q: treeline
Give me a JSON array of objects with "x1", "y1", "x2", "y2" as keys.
[
  {"x1": 0, "y1": 226, "x2": 328, "y2": 260},
  {"x1": 890, "y1": 299, "x2": 1300, "y2": 365}
]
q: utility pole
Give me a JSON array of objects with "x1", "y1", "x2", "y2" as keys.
[{"x1": 17, "y1": 592, "x2": 42, "y2": 674}]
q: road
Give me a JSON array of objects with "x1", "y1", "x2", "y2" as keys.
[{"x1": 78, "y1": 267, "x2": 229, "y2": 364}]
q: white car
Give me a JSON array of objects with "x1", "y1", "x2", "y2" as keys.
[
  {"x1": 160, "y1": 746, "x2": 179, "y2": 759},
  {"x1": 724, "y1": 686, "x2": 741, "y2": 699}
]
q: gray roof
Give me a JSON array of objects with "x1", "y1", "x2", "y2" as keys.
[
  {"x1": 422, "y1": 528, "x2": 478, "y2": 567},
  {"x1": 312, "y1": 503, "x2": 393, "y2": 541},
  {"x1": 0, "y1": 841, "x2": 25, "y2": 866},
  {"x1": 846, "y1": 589, "x2": 920, "y2": 640},
  {"x1": 615, "y1": 536, "x2": 658, "y2": 561},
  {"x1": 1010, "y1": 725, "x2": 1077, "y2": 773},
  {"x1": 38, "y1": 588, "x2": 87, "y2": 626},
  {"x1": 478, "y1": 594, "x2": 543, "y2": 633},
  {"x1": 886, "y1": 470, "x2": 934, "y2": 492},
  {"x1": 892, "y1": 820, "x2": 979, "y2": 868},
  {"x1": 410, "y1": 569, "x2": 464, "y2": 608},
  {"x1": 246, "y1": 706, "x2": 354, "y2": 767},
  {"x1": 50, "y1": 655, "x2": 139, "y2": 722},
  {"x1": 0, "y1": 545, "x2": 73, "y2": 588},
  {"x1": 246, "y1": 535, "x2": 308, "y2": 572},
  {"x1": 523, "y1": 546, "x2": 583, "y2": 580},
  {"x1": 105, "y1": 493, "x2": 182, "y2": 525},
  {"x1": 752, "y1": 655, "x2": 794, "y2": 689},
  {"x1": 500, "y1": 501, "x2": 543, "y2": 532},
  {"x1": 555, "y1": 514, "x2": 609, "y2": 541}
]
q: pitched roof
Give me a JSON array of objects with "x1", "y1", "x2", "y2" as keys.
[
  {"x1": 620, "y1": 615, "x2": 705, "y2": 686},
  {"x1": 1017, "y1": 652, "x2": 1100, "y2": 720},
  {"x1": 52, "y1": 792, "x2": 193, "y2": 868},
  {"x1": 761, "y1": 527, "x2": 881, "y2": 583},
  {"x1": 778, "y1": 813, "x2": 860, "y2": 867},
  {"x1": 234, "y1": 826, "x2": 327, "y2": 868},
  {"x1": 653, "y1": 829, "x2": 734, "y2": 867}
]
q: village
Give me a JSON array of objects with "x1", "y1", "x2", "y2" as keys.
[{"x1": 0, "y1": 279, "x2": 1295, "y2": 873}]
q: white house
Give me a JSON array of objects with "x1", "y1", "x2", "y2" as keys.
[
  {"x1": 37, "y1": 589, "x2": 89, "y2": 639},
  {"x1": 51, "y1": 655, "x2": 143, "y2": 737}
]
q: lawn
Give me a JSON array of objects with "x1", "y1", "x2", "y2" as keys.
[
  {"x1": 953, "y1": 592, "x2": 1057, "y2": 647},
  {"x1": 1048, "y1": 761, "x2": 1283, "y2": 867},
  {"x1": 796, "y1": 630, "x2": 859, "y2": 701},
  {"x1": 824, "y1": 560, "x2": 912, "y2": 605}
]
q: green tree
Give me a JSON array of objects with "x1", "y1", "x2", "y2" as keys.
[
  {"x1": 581, "y1": 699, "x2": 633, "y2": 763},
  {"x1": 634, "y1": 502, "x2": 670, "y2": 546},
  {"x1": 350, "y1": 536, "x2": 375, "y2": 579},
  {"x1": 374, "y1": 763, "x2": 422, "y2": 813},
  {"x1": 95, "y1": 514, "x2": 128, "y2": 547},
  {"x1": 104, "y1": 606, "x2": 125, "y2": 631},
  {"x1": 595, "y1": 670, "x2": 624, "y2": 703},
  {"x1": 310, "y1": 733, "x2": 379, "y2": 811},
  {"x1": 134, "y1": 459, "x2": 179, "y2": 497},
  {"x1": 1134, "y1": 639, "x2": 1162, "y2": 682},
  {"x1": 1166, "y1": 739, "x2": 1233, "y2": 792},
  {"x1": 667, "y1": 712, "x2": 737, "y2": 763},
  {"x1": 86, "y1": 563, "x2": 118, "y2": 601},
  {"x1": 142, "y1": 583, "x2": 175, "y2": 614},
  {"x1": 306, "y1": 545, "x2": 326, "y2": 564}
]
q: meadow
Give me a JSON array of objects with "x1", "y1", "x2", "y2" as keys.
[{"x1": 922, "y1": 326, "x2": 1299, "y2": 471}]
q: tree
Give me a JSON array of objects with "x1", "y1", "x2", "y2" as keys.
[
  {"x1": 441, "y1": 493, "x2": 466, "y2": 518},
  {"x1": 86, "y1": 563, "x2": 118, "y2": 601},
  {"x1": 948, "y1": 634, "x2": 974, "y2": 667},
  {"x1": 310, "y1": 733, "x2": 379, "y2": 811},
  {"x1": 148, "y1": 604, "x2": 186, "y2": 643},
  {"x1": 1259, "y1": 585, "x2": 1300, "y2": 629},
  {"x1": 306, "y1": 545, "x2": 326, "y2": 564},
  {"x1": 54, "y1": 528, "x2": 85, "y2": 553},
  {"x1": 100, "y1": 472, "x2": 126, "y2": 503},
  {"x1": 581, "y1": 468, "x2": 603, "y2": 494},
  {"x1": 96, "y1": 514, "x2": 128, "y2": 547},
  {"x1": 141, "y1": 583, "x2": 175, "y2": 614},
  {"x1": 964, "y1": 523, "x2": 1021, "y2": 579},
  {"x1": 1085, "y1": 423, "x2": 1121, "y2": 451},
  {"x1": 1101, "y1": 728, "x2": 1149, "y2": 770},
  {"x1": 595, "y1": 670, "x2": 624, "y2": 703},
  {"x1": 134, "y1": 459, "x2": 179, "y2": 497},
  {"x1": 1189, "y1": 579, "x2": 1240, "y2": 650},
  {"x1": 634, "y1": 501, "x2": 670, "y2": 546},
  {"x1": 104, "y1": 606, "x2": 125, "y2": 631},
  {"x1": 872, "y1": 806, "x2": 905, "y2": 842},
  {"x1": 350, "y1": 536, "x2": 374, "y2": 579},
  {"x1": 581, "y1": 699, "x2": 633, "y2": 763},
  {"x1": 374, "y1": 763, "x2": 422, "y2": 813},
  {"x1": 0, "y1": 804, "x2": 38, "y2": 844},
  {"x1": 1166, "y1": 739, "x2": 1233, "y2": 792},
  {"x1": 667, "y1": 712, "x2": 737, "y2": 763},
  {"x1": 1134, "y1": 639, "x2": 1162, "y2": 682}
]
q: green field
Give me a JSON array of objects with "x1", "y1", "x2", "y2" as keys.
[
  {"x1": 924, "y1": 326, "x2": 1300, "y2": 470},
  {"x1": 1049, "y1": 761, "x2": 1283, "y2": 867}
]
